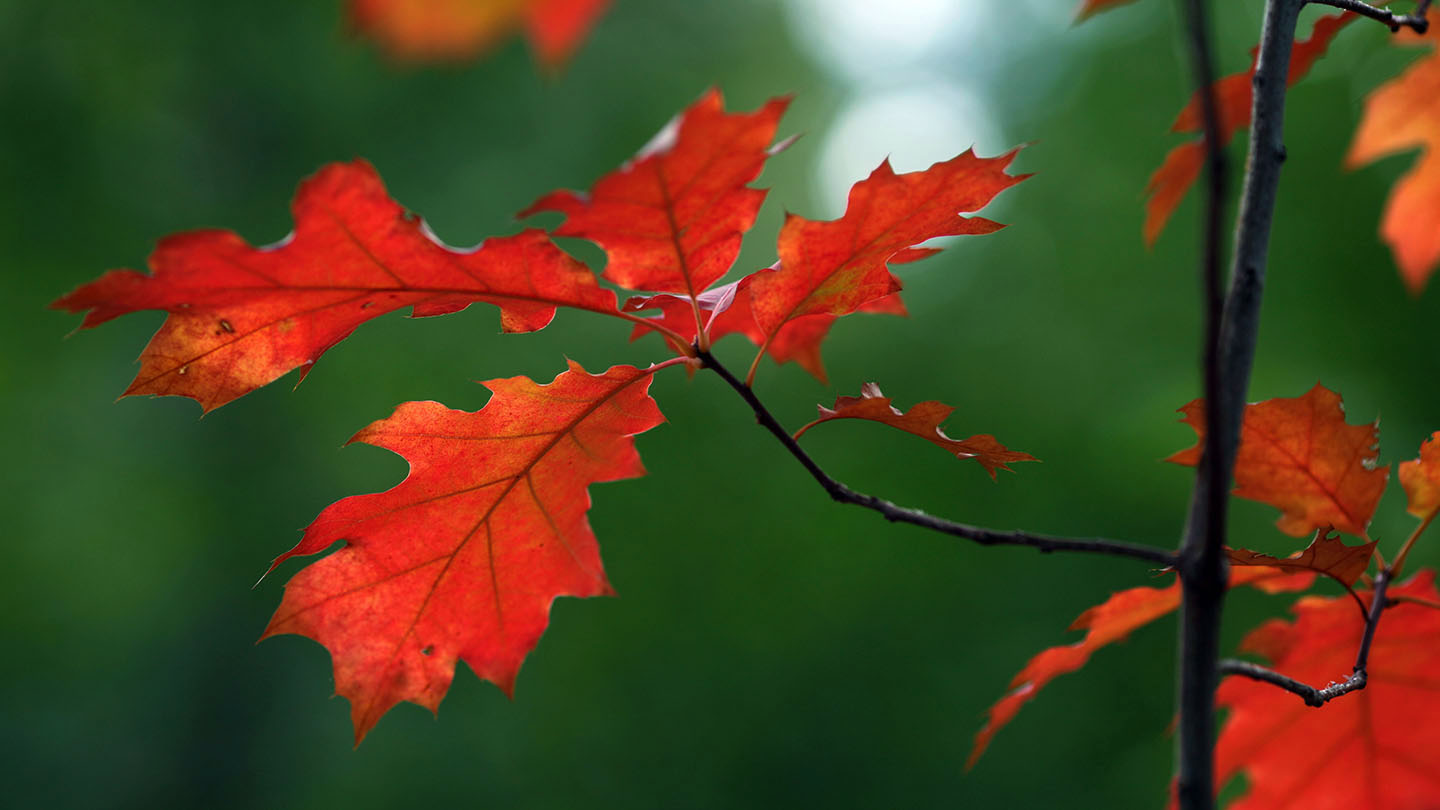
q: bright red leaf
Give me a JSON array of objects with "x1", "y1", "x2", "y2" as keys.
[
  {"x1": 1401, "y1": 431, "x2": 1440, "y2": 520},
  {"x1": 523, "y1": 90, "x2": 791, "y2": 299},
  {"x1": 262, "y1": 360, "x2": 669, "y2": 743},
  {"x1": 1166, "y1": 383, "x2": 1389, "y2": 538},
  {"x1": 348, "y1": 0, "x2": 611, "y2": 67},
  {"x1": 1214, "y1": 570, "x2": 1440, "y2": 809},
  {"x1": 968, "y1": 566, "x2": 1316, "y2": 769},
  {"x1": 1348, "y1": 35, "x2": 1440, "y2": 294},
  {"x1": 735, "y1": 149, "x2": 1026, "y2": 380},
  {"x1": 1145, "y1": 13, "x2": 1355, "y2": 244},
  {"x1": 791, "y1": 382, "x2": 1035, "y2": 478},
  {"x1": 51, "y1": 161, "x2": 629, "y2": 412}
]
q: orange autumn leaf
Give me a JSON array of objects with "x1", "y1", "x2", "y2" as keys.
[
  {"x1": 1401, "y1": 431, "x2": 1440, "y2": 520},
  {"x1": 1226, "y1": 530, "x2": 1376, "y2": 587},
  {"x1": 1166, "y1": 383, "x2": 1389, "y2": 538},
  {"x1": 348, "y1": 0, "x2": 611, "y2": 67},
  {"x1": 1349, "y1": 36, "x2": 1440, "y2": 294},
  {"x1": 1214, "y1": 570, "x2": 1440, "y2": 809},
  {"x1": 791, "y1": 382, "x2": 1035, "y2": 478},
  {"x1": 523, "y1": 90, "x2": 791, "y2": 298},
  {"x1": 51, "y1": 161, "x2": 626, "y2": 412},
  {"x1": 967, "y1": 566, "x2": 1315, "y2": 769},
  {"x1": 737, "y1": 149, "x2": 1026, "y2": 376},
  {"x1": 1145, "y1": 13, "x2": 1356, "y2": 244},
  {"x1": 624, "y1": 277, "x2": 909, "y2": 383},
  {"x1": 262, "y1": 361, "x2": 668, "y2": 743}
]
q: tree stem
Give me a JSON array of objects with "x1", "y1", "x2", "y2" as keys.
[{"x1": 1174, "y1": 0, "x2": 1303, "y2": 808}]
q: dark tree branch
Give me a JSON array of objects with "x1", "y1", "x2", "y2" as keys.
[
  {"x1": 1174, "y1": 0, "x2": 1312, "y2": 806},
  {"x1": 1174, "y1": 0, "x2": 1235, "y2": 805},
  {"x1": 1306, "y1": 0, "x2": 1430, "y2": 32},
  {"x1": 694, "y1": 348, "x2": 1178, "y2": 567},
  {"x1": 1218, "y1": 567, "x2": 1393, "y2": 706}
]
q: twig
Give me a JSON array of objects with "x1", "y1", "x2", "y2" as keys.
[
  {"x1": 1218, "y1": 567, "x2": 1393, "y2": 706},
  {"x1": 695, "y1": 348, "x2": 1178, "y2": 567},
  {"x1": 1306, "y1": 0, "x2": 1430, "y2": 33}
]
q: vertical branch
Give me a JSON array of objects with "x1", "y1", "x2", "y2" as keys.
[{"x1": 1173, "y1": 1, "x2": 1303, "y2": 808}]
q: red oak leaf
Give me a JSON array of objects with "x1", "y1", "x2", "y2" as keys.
[
  {"x1": 52, "y1": 161, "x2": 624, "y2": 412},
  {"x1": 623, "y1": 279, "x2": 907, "y2": 383},
  {"x1": 1145, "y1": 13, "x2": 1355, "y2": 244},
  {"x1": 1227, "y1": 530, "x2": 1376, "y2": 587},
  {"x1": 791, "y1": 382, "x2": 1035, "y2": 478},
  {"x1": 522, "y1": 90, "x2": 791, "y2": 299},
  {"x1": 1166, "y1": 383, "x2": 1389, "y2": 538},
  {"x1": 1214, "y1": 570, "x2": 1440, "y2": 809},
  {"x1": 735, "y1": 150, "x2": 1024, "y2": 378},
  {"x1": 348, "y1": 0, "x2": 611, "y2": 67},
  {"x1": 967, "y1": 566, "x2": 1315, "y2": 769},
  {"x1": 261, "y1": 360, "x2": 669, "y2": 743},
  {"x1": 1401, "y1": 431, "x2": 1440, "y2": 520},
  {"x1": 1348, "y1": 35, "x2": 1440, "y2": 294}
]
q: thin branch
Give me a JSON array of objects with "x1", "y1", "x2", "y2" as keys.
[
  {"x1": 695, "y1": 347, "x2": 1178, "y2": 567},
  {"x1": 1217, "y1": 567, "x2": 1393, "y2": 706},
  {"x1": 1306, "y1": 0, "x2": 1430, "y2": 32}
]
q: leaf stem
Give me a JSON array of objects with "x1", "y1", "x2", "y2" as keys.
[{"x1": 696, "y1": 347, "x2": 1178, "y2": 566}]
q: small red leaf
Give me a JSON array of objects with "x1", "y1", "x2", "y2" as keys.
[
  {"x1": 1226, "y1": 530, "x2": 1376, "y2": 587},
  {"x1": 348, "y1": 0, "x2": 611, "y2": 67},
  {"x1": 793, "y1": 382, "x2": 1035, "y2": 478},
  {"x1": 1167, "y1": 383, "x2": 1389, "y2": 538},
  {"x1": 261, "y1": 361, "x2": 668, "y2": 743}
]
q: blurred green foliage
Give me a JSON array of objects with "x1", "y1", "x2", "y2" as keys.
[{"x1": 6, "y1": 0, "x2": 1440, "y2": 807}]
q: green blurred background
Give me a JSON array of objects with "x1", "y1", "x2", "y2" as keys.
[{"x1": 6, "y1": 0, "x2": 1440, "y2": 807}]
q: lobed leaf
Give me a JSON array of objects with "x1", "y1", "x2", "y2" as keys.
[
  {"x1": 1226, "y1": 529, "x2": 1376, "y2": 587},
  {"x1": 1167, "y1": 383, "x2": 1389, "y2": 539},
  {"x1": 792, "y1": 382, "x2": 1035, "y2": 478},
  {"x1": 262, "y1": 361, "x2": 668, "y2": 743},
  {"x1": 1401, "y1": 431, "x2": 1440, "y2": 520},
  {"x1": 53, "y1": 161, "x2": 621, "y2": 412},
  {"x1": 523, "y1": 90, "x2": 791, "y2": 298}
]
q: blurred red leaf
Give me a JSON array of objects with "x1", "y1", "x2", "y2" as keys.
[
  {"x1": 1166, "y1": 383, "x2": 1389, "y2": 538},
  {"x1": 52, "y1": 161, "x2": 622, "y2": 412},
  {"x1": 1145, "y1": 13, "x2": 1355, "y2": 244},
  {"x1": 1349, "y1": 35, "x2": 1440, "y2": 294},
  {"x1": 349, "y1": 0, "x2": 611, "y2": 67},
  {"x1": 262, "y1": 361, "x2": 668, "y2": 743},
  {"x1": 1401, "y1": 431, "x2": 1440, "y2": 520}
]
